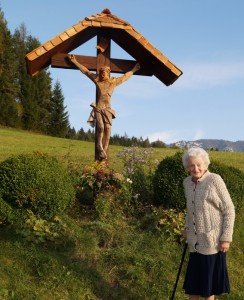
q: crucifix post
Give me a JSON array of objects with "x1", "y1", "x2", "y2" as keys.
[{"x1": 95, "y1": 33, "x2": 111, "y2": 162}]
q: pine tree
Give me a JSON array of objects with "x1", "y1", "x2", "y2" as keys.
[
  {"x1": 48, "y1": 80, "x2": 70, "y2": 137},
  {"x1": 0, "y1": 9, "x2": 20, "y2": 127},
  {"x1": 66, "y1": 126, "x2": 77, "y2": 139},
  {"x1": 13, "y1": 25, "x2": 52, "y2": 132},
  {"x1": 77, "y1": 127, "x2": 86, "y2": 140},
  {"x1": 86, "y1": 129, "x2": 95, "y2": 142}
]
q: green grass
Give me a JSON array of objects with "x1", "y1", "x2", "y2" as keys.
[
  {"x1": 0, "y1": 126, "x2": 94, "y2": 165},
  {"x1": 0, "y1": 207, "x2": 243, "y2": 300},
  {"x1": 1, "y1": 126, "x2": 243, "y2": 172},
  {"x1": 208, "y1": 151, "x2": 244, "y2": 173},
  {"x1": 0, "y1": 127, "x2": 243, "y2": 299}
]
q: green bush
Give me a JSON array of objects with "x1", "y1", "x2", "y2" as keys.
[
  {"x1": 153, "y1": 152, "x2": 244, "y2": 211},
  {"x1": 152, "y1": 152, "x2": 187, "y2": 210},
  {"x1": 0, "y1": 152, "x2": 75, "y2": 223},
  {"x1": 209, "y1": 160, "x2": 244, "y2": 210},
  {"x1": 0, "y1": 193, "x2": 26, "y2": 224}
]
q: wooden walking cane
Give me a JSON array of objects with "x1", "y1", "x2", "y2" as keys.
[{"x1": 170, "y1": 242, "x2": 188, "y2": 300}]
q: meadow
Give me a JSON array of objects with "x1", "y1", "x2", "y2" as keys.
[
  {"x1": 0, "y1": 127, "x2": 243, "y2": 300},
  {"x1": 1, "y1": 126, "x2": 244, "y2": 172}
]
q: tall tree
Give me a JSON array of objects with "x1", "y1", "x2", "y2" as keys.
[
  {"x1": 0, "y1": 9, "x2": 19, "y2": 127},
  {"x1": 13, "y1": 25, "x2": 52, "y2": 132},
  {"x1": 77, "y1": 127, "x2": 86, "y2": 140},
  {"x1": 66, "y1": 126, "x2": 77, "y2": 139},
  {"x1": 48, "y1": 80, "x2": 70, "y2": 137}
]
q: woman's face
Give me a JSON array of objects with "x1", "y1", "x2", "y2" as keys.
[{"x1": 187, "y1": 156, "x2": 208, "y2": 179}]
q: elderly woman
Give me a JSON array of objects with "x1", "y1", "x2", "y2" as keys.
[{"x1": 182, "y1": 147, "x2": 235, "y2": 300}]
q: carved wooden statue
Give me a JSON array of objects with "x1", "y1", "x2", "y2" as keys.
[{"x1": 69, "y1": 55, "x2": 140, "y2": 160}]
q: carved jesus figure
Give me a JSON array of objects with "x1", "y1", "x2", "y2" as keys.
[{"x1": 68, "y1": 55, "x2": 140, "y2": 160}]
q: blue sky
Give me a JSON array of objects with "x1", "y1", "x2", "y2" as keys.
[{"x1": 1, "y1": 0, "x2": 244, "y2": 143}]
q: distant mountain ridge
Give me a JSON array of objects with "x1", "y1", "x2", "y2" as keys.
[{"x1": 170, "y1": 139, "x2": 244, "y2": 152}]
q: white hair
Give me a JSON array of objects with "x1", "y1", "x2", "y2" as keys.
[{"x1": 182, "y1": 147, "x2": 210, "y2": 168}]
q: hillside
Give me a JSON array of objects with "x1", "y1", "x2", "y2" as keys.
[{"x1": 0, "y1": 127, "x2": 243, "y2": 299}]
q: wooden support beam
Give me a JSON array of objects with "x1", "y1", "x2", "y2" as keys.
[
  {"x1": 51, "y1": 54, "x2": 97, "y2": 71},
  {"x1": 51, "y1": 53, "x2": 153, "y2": 76}
]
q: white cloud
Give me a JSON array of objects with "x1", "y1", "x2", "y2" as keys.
[{"x1": 173, "y1": 61, "x2": 244, "y2": 90}]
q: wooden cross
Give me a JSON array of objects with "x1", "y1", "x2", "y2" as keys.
[
  {"x1": 51, "y1": 32, "x2": 150, "y2": 162},
  {"x1": 25, "y1": 9, "x2": 182, "y2": 162}
]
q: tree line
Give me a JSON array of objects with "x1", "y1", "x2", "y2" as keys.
[
  {"x1": 0, "y1": 8, "x2": 70, "y2": 137},
  {"x1": 0, "y1": 7, "x2": 167, "y2": 148},
  {"x1": 75, "y1": 128, "x2": 167, "y2": 148}
]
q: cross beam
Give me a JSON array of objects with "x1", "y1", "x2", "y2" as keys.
[{"x1": 51, "y1": 54, "x2": 152, "y2": 76}]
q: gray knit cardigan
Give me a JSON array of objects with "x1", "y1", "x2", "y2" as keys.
[{"x1": 184, "y1": 170, "x2": 235, "y2": 255}]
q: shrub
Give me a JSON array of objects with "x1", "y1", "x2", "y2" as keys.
[
  {"x1": 153, "y1": 152, "x2": 244, "y2": 211},
  {"x1": 0, "y1": 193, "x2": 26, "y2": 224},
  {"x1": 152, "y1": 152, "x2": 187, "y2": 210},
  {"x1": 0, "y1": 152, "x2": 75, "y2": 223},
  {"x1": 209, "y1": 160, "x2": 244, "y2": 210}
]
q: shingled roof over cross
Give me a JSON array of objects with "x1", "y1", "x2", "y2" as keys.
[{"x1": 25, "y1": 8, "x2": 183, "y2": 86}]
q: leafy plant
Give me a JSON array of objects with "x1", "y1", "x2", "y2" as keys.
[
  {"x1": 156, "y1": 208, "x2": 186, "y2": 242},
  {"x1": 139, "y1": 207, "x2": 186, "y2": 243},
  {"x1": 17, "y1": 210, "x2": 67, "y2": 244}
]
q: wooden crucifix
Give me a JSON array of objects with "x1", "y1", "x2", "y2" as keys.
[
  {"x1": 25, "y1": 9, "x2": 183, "y2": 163},
  {"x1": 67, "y1": 34, "x2": 140, "y2": 161}
]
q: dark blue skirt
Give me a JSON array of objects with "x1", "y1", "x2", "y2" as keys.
[{"x1": 183, "y1": 252, "x2": 230, "y2": 297}]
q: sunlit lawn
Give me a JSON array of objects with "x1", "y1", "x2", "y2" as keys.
[{"x1": 1, "y1": 127, "x2": 244, "y2": 172}]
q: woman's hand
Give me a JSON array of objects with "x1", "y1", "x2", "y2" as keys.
[{"x1": 219, "y1": 241, "x2": 230, "y2": 252}]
